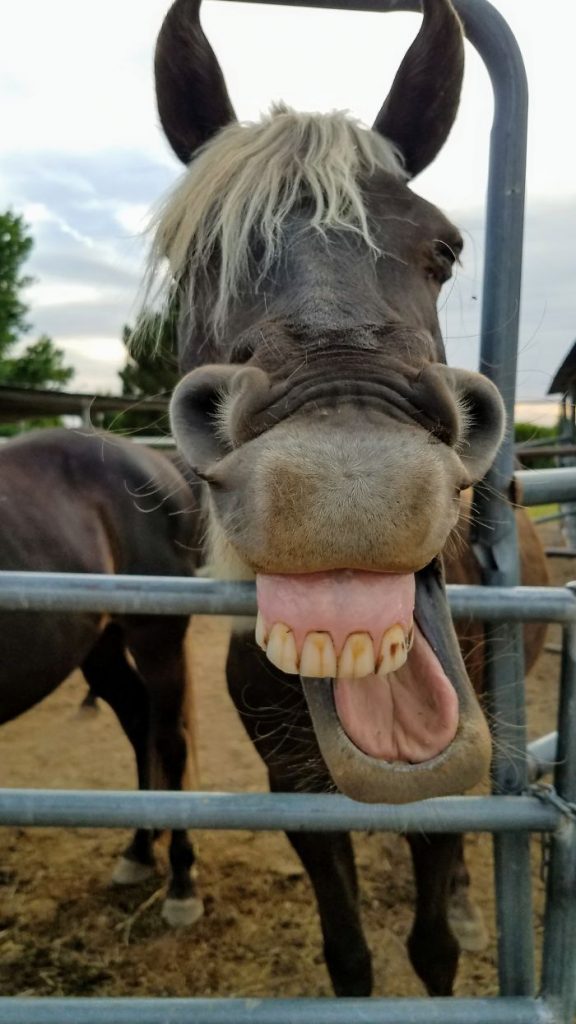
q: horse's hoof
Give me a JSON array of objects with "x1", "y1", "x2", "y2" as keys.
[
  {"x1": 112, "y1": 856, "x2": 155, "y2": 886},
  {"x1": 448, "y1": 893, "x2": 489, "y2": 952},
  {"x1": 162, "y1": 896, "x2": 204, "y2": 928}
]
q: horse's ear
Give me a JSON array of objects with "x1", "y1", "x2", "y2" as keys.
[
  {"x1": 373, "y1": 0, "x2": 464, "y2": 178},
  {"x1": 155, "y1": 0, "x2": 237, "y2": 164}
]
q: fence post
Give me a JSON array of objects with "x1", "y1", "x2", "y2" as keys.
[
  {"x1": 467, "y1": 2, "x2": 535, "y2": 997},
  {"x1": 540, "y1": 604, "x2": 576, "y2": 1023}
]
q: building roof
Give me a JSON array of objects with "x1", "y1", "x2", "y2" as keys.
[
  {"x1": 0, "y1": 385, "x2": 169, "y2": 424},
  {"x1": 548, "y1": 339, "x2": 576, "y2": 395}
]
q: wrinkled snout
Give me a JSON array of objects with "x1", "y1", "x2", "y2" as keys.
[{"x1": 205, "y1": 407, "x2": 463, "y2": 576}]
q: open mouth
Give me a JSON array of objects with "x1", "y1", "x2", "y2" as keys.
[{"x1": 255, "y1": 564, "x2": 488, "y2": 803}]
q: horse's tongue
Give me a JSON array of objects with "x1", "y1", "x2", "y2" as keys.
[
  {"x1": 334, "y1": 627, "x2": 459, "y2": 763},
  {"x1": 256, "y1": 570, "x2": 414, "y2": 653}
]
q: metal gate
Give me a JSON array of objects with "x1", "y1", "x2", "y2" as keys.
[{"x1": 1, "y1": 1, "x2": 576, "y2": 1021}]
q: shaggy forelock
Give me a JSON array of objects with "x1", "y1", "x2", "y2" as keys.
[{"x1": 145, "y1": 104, "x2": 406, "y2": 337}]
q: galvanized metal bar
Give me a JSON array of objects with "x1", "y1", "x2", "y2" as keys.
[
  {"x1": 560, "y1": 502, "x2": 576, "y2": 551},
  {"x1": 0, "y1": 572, "x2": 257, "y2": 617},
  {"x1": 480, "y1": 637, "x2": 534, "y2": 998},
  {"x1": 448, "y1": 586, "x2": 576, "y2": 624},
  {"x1": 0, "y1": 996, "x2": 557, "y2": 1024},
  {"x1": 1, "y1": 573, "x2": 576, "y2": 623},
  {"x1": 540, "y1": 621, "x2": 576, "y2": 1023},
  {"x1": 0, "y1": 790, "x2": 561, "y2": 833},
  {"x1": 527, "y1": 733, "x2": 558, "y2": 783},
  {"x1": 516, "y1": 436, "x2": 566, "y2": 451},
  {"x1": 515, "y1": 447, "x2": 576, "y2": 462},
  {"x1": 461, "y1": 0, "x2": 534, "y2": 996},
  {"x1": 515, "y1": 468, "x2": 576, "y2": 507}
]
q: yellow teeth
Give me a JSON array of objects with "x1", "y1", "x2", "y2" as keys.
[
  {"x1": 265, "y1": 623, "x2": 299, "y2": 675},
  {"x1": 300, "y1": 632, "x2": 338, "y2": 678},
  {"x1": 377, "y1": 624, "x2": 409, "y2": 676},
  {"x1": 255, "y1": 615, "x2": 412, "y2": 679},
  {"x1": 337, "y1": 632, "x2": 376, "y2": 679}
]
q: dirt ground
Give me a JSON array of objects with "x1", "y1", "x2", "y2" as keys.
[{"x1": 0, "y1": 522, "x2": 570, "y2": 1000}]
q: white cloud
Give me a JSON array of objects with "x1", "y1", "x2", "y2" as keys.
[
  {"x1": 113, "y1": 203, "x2": 152, "y2": 235},
  {"x1": 26, "y1": 282, "x2": 102, "y2": 308}
]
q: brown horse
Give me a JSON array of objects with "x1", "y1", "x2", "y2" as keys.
[
  {"x1": 0, "y1": 427, "x2": 203, "y2": 927},
  {"x1": 145, "y1": 0, "x2": 546, "y2": 996}
]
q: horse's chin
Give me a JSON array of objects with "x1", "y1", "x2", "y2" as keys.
[{"x1": 301, "y1": 676, "x2": 489, "y2": 804}]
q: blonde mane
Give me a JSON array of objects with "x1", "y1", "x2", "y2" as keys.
[{"x1": 145, "y1": 104, "x2": 405, "y2": 336}]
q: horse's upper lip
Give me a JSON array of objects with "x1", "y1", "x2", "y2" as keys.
[{"x1": 235, "y1": 369, "x2": 451, "y2": 445}]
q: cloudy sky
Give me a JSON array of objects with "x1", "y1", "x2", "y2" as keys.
[{"x1": 2, "y1": 0, "x2": 575, "y2": 423}]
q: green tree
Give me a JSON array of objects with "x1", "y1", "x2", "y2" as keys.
[
  {"x1": 2, "y1": 335, "x2": 74, "y2": 389},
  {"x1": 0, "y1": 210, "x2": 33, "y2": 358},
  {"x1": 0, "y1": 210, "x2": 74, "y2": 392},
  {"x1": 514, "y1": 421, "x2": 559, "y2": 469},
  {"x1": 106, "y1": 309, "x2": 178, "y2": 436}
]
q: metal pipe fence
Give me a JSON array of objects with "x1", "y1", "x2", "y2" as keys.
[
  {"x1": 0, "y1": 790, "x2": 562, "y2": 834},
  {"x1": 0, "y1": 996, "x2": 558, "y2": 1024},
  {"x1": 1, "y1": 572, "x2": 576, "y2": 622},
  {"x1": 1, "y1": 575, "x2": 575, "y2": 1024}
]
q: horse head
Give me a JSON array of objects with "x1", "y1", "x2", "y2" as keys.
[{"x1": 151, "y1": 0, "x2": 505, "y2": 803}]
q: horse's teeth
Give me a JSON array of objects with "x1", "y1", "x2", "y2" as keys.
[
  {"x1": 337, "y1": 632, "x2": 375, "y2": 679},
  {"x1": 377, "y1": 624, "x2": 408, "y2": 676},
  {"x1": 266, "y1": 623, "x2": 299, "y2": 674},
  {"x1": 255, "y1": 611, "x2": 267, "y2": 650},
  {"x1": 300, "y1": 632, "x2": 337, "y2": 678},
  {"x1": 262, "y1": 620, "x2": 412, "y2": 679}
]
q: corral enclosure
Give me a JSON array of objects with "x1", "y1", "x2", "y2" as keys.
[
  {"x1": 0, "y1": 519, "x2": 566, "y2": 999},
  {"x1": 1, "y1": 0, "x2": 576, "y2": 1018}
]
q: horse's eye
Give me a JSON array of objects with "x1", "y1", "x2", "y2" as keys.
[
  {"x1": 434, "y1": 240, "x2": 457, "y2": 265},
  {"x1": 426, "y1": 239, "x2": 460, "y2": 286}
]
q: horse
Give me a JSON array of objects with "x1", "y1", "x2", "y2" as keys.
[
  {"x1": 146, "y1": 0, "x2": 547, "y2": 995},
  {"x1": 0, "y1": 427, "x2": 204, "y2": 927}
]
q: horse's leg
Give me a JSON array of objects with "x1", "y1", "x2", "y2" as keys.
[
  {"x1": 446, "y1": 836, "x2": 489, "y2": 953},
  {"x1": 124, "y1": 615, "x2": 203, "y2": 928},
  {"x1": 81, "y1": 625, "x2": 156, "y2": 883},
  {"x1": 276, "y1": 792, "x2": 373, "y2": 995},
  {"x1": 226, "y1": 631, "x2": 372, "y2": 996},
  {"x1": 406, "y1": 833, "x2": 462, "y2": 995}
]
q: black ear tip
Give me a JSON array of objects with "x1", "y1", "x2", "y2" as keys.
[
  {"x1": 373, "y1": 0, "x2": 465, "y2": 177},
  {"x1": 155, "y1": 0, "x2": 236, "y2": 164}
]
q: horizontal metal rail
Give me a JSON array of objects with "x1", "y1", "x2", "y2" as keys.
[
  {"x1": 515, "y1": 468, "x2": 576, "y2": 506},
  {"x1": 0, "y1": 790, "x2": 561, "y2": 833},
  {"x1": 516, "y1": 446, "x2": 576, "y2": 461},
  {"x1": 0, "y1": 996, "x2": 556, "y2": 1024},
  {"x1": 1, "y1": 573, "x2": 576, "y2": 622}
]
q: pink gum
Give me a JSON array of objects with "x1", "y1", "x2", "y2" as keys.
[{"x1": 256, "y1": 570, "x2": 415, "y2": 654}]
